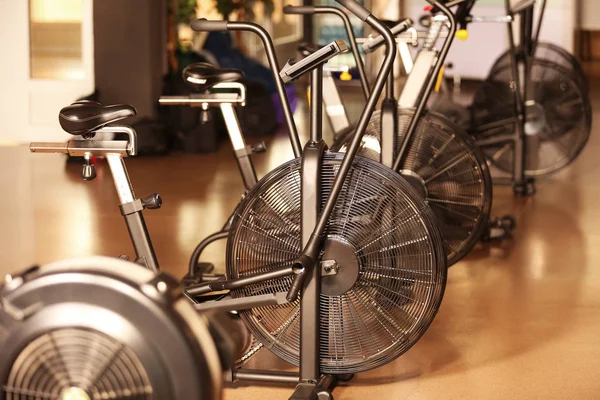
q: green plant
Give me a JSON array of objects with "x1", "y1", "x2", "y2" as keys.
[
  {"x1": 175, "y1": 0, "x2": 198, "y2": 24},
  {"x1": 214, "y1": 0, "x2": 274, "y2": 21}
]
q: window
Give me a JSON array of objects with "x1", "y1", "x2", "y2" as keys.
[{"x1": 29, "y1": 0, "x2": 84, "y2": 80}]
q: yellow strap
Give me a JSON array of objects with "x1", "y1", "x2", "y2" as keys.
[{"x1": 435, "y1": 65, "x2": 445, "y2": 93}]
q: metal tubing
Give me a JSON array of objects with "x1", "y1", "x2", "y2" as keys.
[
  {"x1": 511, "y1": 0, "x2": 536, "y2": 14},
  {"x1": 234, "y1": 152, "x2": 259, "y2": 191},
  {"x1": 186, "y1": 266, "x2": 295, "y2": 296},
  {"x1": 233, "y1": 369, "x2": 299, "y2": 384},
  {"x1": 187, "y1": 230, "x2": 230, "y2": 276},
  {"x1": 193, "y1": 292, "x2": 288, "y2": 312},
  {"x1": 294, "y1": 14, "x2": 396, "y2": 282},
  {"x1": 310, "y1": 67, "x2": 324, "y2": 143},
  {"x1": 106, "y1": 153, "x2": 136, "y2": 204},
  {"x1": 123, "y1": 212, "x2": 160, "y2": 272},
  {"x1": 309, "y1": 6, "x2": 370, "y2": 99},
  {"x1": 31, "y1": 140, "x2": 130, "y2": 157},
  {"x1": 29, "y1": 142, "x2": 68, "y2": 153},
  {"x1": 380, "y1": 97, "x2": 398, "y2": 168},
  {"x1": 504, "y1": 0, "x2": 527, "y2": 186},
  {"x1": 105, "y1": 153, "x2": 159, "y2": 272},
  {"x1": 475, "y1": 133, "x2": 515, "y2": 148},
  {"x1": 386, "y1": 61, "x2": 394, "y2": 101},
  {"x1": 220, "y1": 103, "x2": 259, "y2": 190},
  {"x1": 393, "y1": 0, "x2": 456, "y2": 172},
  {"x1": 532, "y1": 0, "x2": 547, "y2": 55},
  {"x1": 520, "y1": 5, "x2": 533, "y2": 55},
  {"x1": 298, "y1": 142, "x2": 325, "y2": 383},
  {"x1": 226, "y1": 22, "x2": 302, "y2": 158},
  {"x1": 96, "y1": 126, "x2": 137, "y2": 156}
]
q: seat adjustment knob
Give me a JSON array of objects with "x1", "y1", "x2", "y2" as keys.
[
  {"x1": 141, "y1": 193, "x2": 162, "y2": 210},
  {"x1": 250, "y1": 141, "x2": 267, "y2": 153},
  {"x1": 82, "y1": 155, "x2": 96, "y2": 180}
]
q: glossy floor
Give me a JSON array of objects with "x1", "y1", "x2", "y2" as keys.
[{"x1": 1, "y1": 83, "x2": 599, "y2": 399}]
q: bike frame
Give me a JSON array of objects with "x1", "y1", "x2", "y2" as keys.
[{"x1": 29, "y1": 1, "x2": 401, "y2": 397}]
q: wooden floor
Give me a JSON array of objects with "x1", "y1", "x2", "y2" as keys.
[{"x1": 1, "y1": 81, "x2": 600, "y2": 399}]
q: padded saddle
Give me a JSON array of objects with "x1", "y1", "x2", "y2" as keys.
[
  {"x1": 182, "y1": 62, "x2": 243, "y2": 92},
  {"x1": 59, "y1": 100, "x2": 137, "y2": 136}
]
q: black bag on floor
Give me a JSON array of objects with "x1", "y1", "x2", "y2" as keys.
[
  {"x1": 130, "y1": 118, "x2": 169, "y2": 156},
  {"x1": 162, "y1": 73, "x2": 224, "y2": 153},
  {"x1": 236, "y1": 79, "x2": 277, "y2": 137}
]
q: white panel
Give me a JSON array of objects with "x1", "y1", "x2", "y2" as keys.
[
  {"x1": 404, "y1": 0, "x2": 576, "y2": 80},
  {"x1": 0, "y1": 1, "x2": 30, "y2": 143},
  {"x1": 0, "y1": 0, "x2": 94, "y2": 143},
  {"x1": 581, "y1": 0, "x2": 600, "y2": 30}
]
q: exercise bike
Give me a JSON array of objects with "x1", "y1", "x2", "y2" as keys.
[
  {"x1": 430, "y1": 0, "x2": 591, "y2": 192},
  {"x1": 29, "y1": 2, "x2": 447, "y2": 398},
  {"x1": 184, "y1": 2, "x2": 446, "y2": 396},
  {"x1": 288, "y1": 1, "x2": 500, "y2": 265}
]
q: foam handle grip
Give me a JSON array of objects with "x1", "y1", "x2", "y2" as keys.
[
  {"x1": 283, "y1": 5, "x2": 316, "y2": 14},
  {"x1": 190, "y1": 18, "x2": 228, "y2": 32},
  {"x1": 335, "y1": 0, "x2": 370, "y2": 21}
]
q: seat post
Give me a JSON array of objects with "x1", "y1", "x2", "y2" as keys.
[
  {"x1": 159, "y1": 82, "x2": 260, "y2": 191},
  {"x1": 220, "y1": 102, "x2": 258, "y2": 190},
  {"x1": 105, "y1": 153, "x2": 159, "y2": 272}
]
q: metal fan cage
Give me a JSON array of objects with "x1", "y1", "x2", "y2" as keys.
[
  {"x1": 490, "y1": 42, "x2": 587, "y2": 92},
  {"x1": 226, "y1": 153, "x2": 447, "y2": 374},
  {"x1": 3, "y1": 328, "x2": 152, "y2": 400},
  {"x1": 332, "y1": 109, "x2": 492, "y2": 266},
  {"x1": 471, "y1": 58, "x2": 591, "y2": 176}
]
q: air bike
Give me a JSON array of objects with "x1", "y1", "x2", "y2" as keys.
[{"x1": 16, "y1": 1, "x2": 447, "y2": 399}]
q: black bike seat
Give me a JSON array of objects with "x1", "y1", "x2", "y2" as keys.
[
  {"x1": 59, "y1": 100, "x2": 137, "y2": 136},
  {"x1": 182, "y1": 62, "x2": 243, "y2": 92}
]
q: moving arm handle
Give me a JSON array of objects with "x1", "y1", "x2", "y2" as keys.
[
  {"x1": 335, "y1": 0, "x2": 370, "y2": 21},
  {"x1": 284, "y1": 4, "x2": 370, "y2": 98},
  {"x1": 362, "y1": 18, "x2": 413, "y2": 53},
  {"x1": 190, "y1": 19, "x2": 228, "y2": 31},
  {"x1": 280, "y1": 40, "x2": 348, "y2": 83},
  {"x1": 190, "y1": 18, "x2": 302, "y2": 158}
]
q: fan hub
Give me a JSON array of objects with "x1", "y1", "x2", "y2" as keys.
[
  {"x1": 320, "y1": 238, "x2": 359, "y2": 296},
  {"x1": 60, "y1": 387, "x2": 90, "y2": 400},
  {"x1": 400, "y1": 170, "x2": 428, "y2": 199},
  {"x1": 524, "y1": 100, "x2": 547, "y2": 136}
]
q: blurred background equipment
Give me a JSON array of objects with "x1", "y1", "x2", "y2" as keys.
[{"x1": 0, "y1": 256, "x2": 246, "y2": 400}]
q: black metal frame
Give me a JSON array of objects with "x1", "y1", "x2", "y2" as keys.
[
  {"x1": 392, "y1": 0, "x2": 457, "y2": 172},
  {"x1": 188, "y1": 4, "x2": 397, "y2": 398},
  {"x1": 160, "y1": 84, "x2": 261, "y2": 283},
  {"x1": 32, "y1": 3, "x2": 399, "y2": 398},
  {"x1": 469, "y1": 0, "x2": 547, "y2": 194}
]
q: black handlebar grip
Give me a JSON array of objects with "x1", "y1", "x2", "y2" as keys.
[
  {"x1": 335, "y1": 0, "x2": 370, "y2": 21},
  {"x1": 190, "y1": 18, "x2": 228, "y2": 32},
  {"x1": 283, "y1": 5, "x2": 316, "y2": 14}
]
